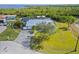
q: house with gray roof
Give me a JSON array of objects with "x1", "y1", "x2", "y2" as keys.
[{"x1": 22, "y1": 17, "x2": 54, "y2": 30}]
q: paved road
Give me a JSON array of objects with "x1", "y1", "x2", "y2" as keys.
[
  {"x1": 0, "y1": 41, "x2": 26, "y2": 54},
  {"x1": 0, "y1": 30, "x2": 40, "y2": 54},
  {"x1": 0, "y1": 26, "x2": 6, "y2": 33}
]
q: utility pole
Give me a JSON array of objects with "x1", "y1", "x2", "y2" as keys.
[{"x1": 74, "y1": 35, "x2": 79, "y2": 52}]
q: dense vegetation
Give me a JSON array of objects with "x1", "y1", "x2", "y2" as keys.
[
  {"x1": 0, "y1": 5, "x2": 78, "y2": 23},
  {"x1": 0, "y1": 5, "x2": 79, "y2": 17},
  {"x1": 13, "y1": 20, "x2": 25, "y2": 28}
]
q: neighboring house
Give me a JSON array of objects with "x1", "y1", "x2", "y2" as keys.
[
  {"x1": 0, "y1": 15, "x2": 7, "y2": 26},
  {"x1": 22, "y1": 17, "x2": 54, "y2": 30},
  {"x1": 5, "y1": 15, "x2": 16, "y2": 21},
  {"x1": 0, "y1": 15, "x2": 16, "y2": 26}
]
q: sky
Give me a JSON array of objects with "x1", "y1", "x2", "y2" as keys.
[
  {"x1": 0, "y1": 0, "x2": 79, "y2": 4},
  {"x1": 0, "y1": 0, "x2": 78, "y2": 8}
]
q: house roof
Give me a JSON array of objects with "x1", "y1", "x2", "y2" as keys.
[
  {"x1": 0, "y1": 15, "x2": 16, "y2": 20},
  {"x1": 0, "y1": 15, "x2": 16, "y2": 19},
  {"x1": 26, "y1": 18, "x2": 53, "y2": 26},
  {"x1": 0, "y1": 15, "x2": 6, "y2": 20},
  {"x1": 22, "y1": 17, "x2": 30, "y2": 22}
]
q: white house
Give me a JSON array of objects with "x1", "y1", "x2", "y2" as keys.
[{"x1": 22, "y1": 17, "x2": 54, "y2": 30}]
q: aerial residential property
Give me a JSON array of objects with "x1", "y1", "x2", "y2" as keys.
[{"x1": 0, "y1": 4, "x2": 79, "y2": 54}]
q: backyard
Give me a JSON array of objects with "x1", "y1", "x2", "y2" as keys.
[{"x1": 36, "y1": 22, "x2": 79, "y2": 54}]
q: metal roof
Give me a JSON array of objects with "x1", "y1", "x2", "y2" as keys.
[
  {"x1": 26, "y1": 18, "x2": 53, "y2": 27},
  {"x1": 22, "y1": 17, "x2": 30, "y2": 22}
]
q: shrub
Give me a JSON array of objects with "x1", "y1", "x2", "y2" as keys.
[
  {"x1": 30, "y1": 23, "x2": 56, "y2": 50},
  {"x1": 13, "y1": 20, "x2": 25, "y2": 28},
  {"x1": 30, "y1": 32, "x2": 49, "y2": 50},
  {"x1": 32, "y1": 23, "x2": 56, "y2": 34}
]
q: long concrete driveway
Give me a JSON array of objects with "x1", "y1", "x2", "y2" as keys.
[
  {"x1": 14, "y1": 30, "x2": 40, "y2": 54},
  {"x1": 15, "y1": 30, "x2": 32, "y2": 49}
]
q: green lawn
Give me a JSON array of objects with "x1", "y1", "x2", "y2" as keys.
[
  {"x1": 0, "y1": 27, "x2": 20, "y2": 41},
  {"x1": 39, "y1": 22, "x2": 79, "y2": 54}
]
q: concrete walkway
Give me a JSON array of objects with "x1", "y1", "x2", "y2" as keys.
[
  {"x1": 0, "y1": 30, "x2": 40, "y2": 54},
  {"x1": 0, "y1": 26, "x2": 6, "y2": 33}
]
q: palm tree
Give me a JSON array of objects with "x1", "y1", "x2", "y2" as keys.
[{"x1": 66, "y1": 16, "x2": 77, "y2": 28}]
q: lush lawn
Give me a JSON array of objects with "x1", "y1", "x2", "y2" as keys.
[
  {"x1": 39, "y1": 22, "x2": 79, "y2": 54},
  {"x1": 0, "y1": 27, "x2": 20, "y2": 41}
]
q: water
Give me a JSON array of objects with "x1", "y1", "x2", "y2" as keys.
[
  {"x1": 0, "y1": 4, "x2": 26, "y2": 8},
  {"x1": 0, "y1": 4, "x2": 49, "y2": 9}
]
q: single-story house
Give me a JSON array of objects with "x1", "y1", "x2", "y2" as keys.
[
  {"x1": 0, "y1": 15, "x2": 16, "y2": 20},
  {"x1": 22, "y1": 17, "x2": 54, "y2": 30},
  {"x1": 0, "y1": 15, "x2": 16, "y2": 26},
  {"x1": 5, "y1": 15, "x2": 16, "y2": 21}
]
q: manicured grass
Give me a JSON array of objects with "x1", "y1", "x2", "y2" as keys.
[
  {"x1": 39, "y1": 22, "x2": 78, "y2": 54},
  {"x1": 0, "y1": 27, "x2": 20, "y2": 41},
  {"x1": 40, "y1": 31, "x2": 77, "y2": 54}
]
